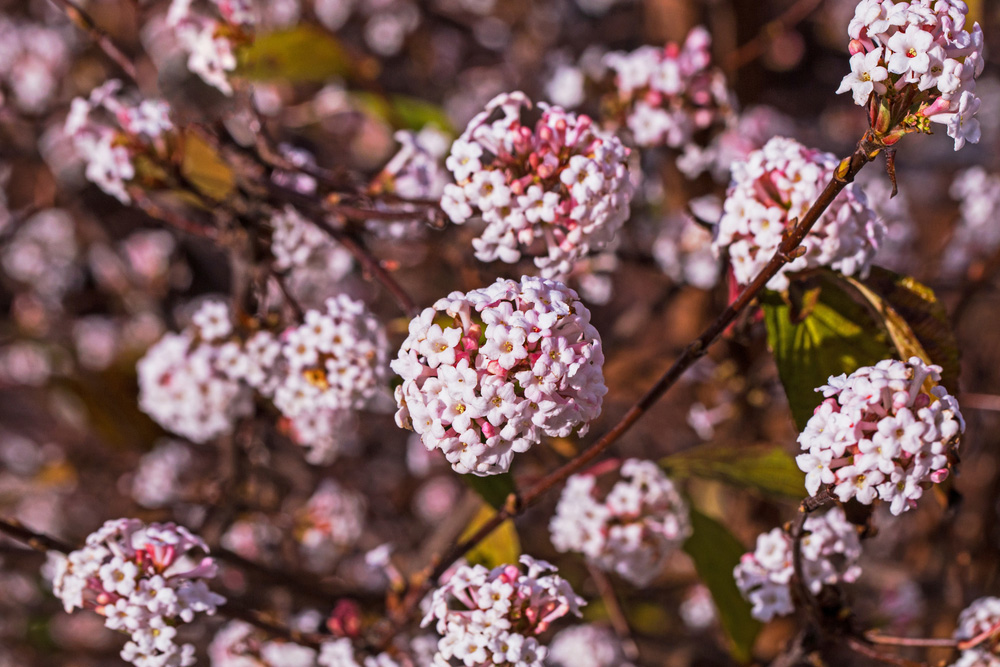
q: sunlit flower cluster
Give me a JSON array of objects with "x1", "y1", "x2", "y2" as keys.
[
  {"x1": 840, "y1": 0, "x2": 984, "y2": 150},
  {"x1": 51, "y1": 519, "x2": 225, "y2": 667},
  {"x1": 734, "y1": 507, "x2": 862, "y2": 622},
  {"x1": 603, "y1": 27, "x2": 734, "y2": 176},
  {"x1": 549, "y1": 459, "x2": 691, "y2": 586},
  {"x1": 64, "y1": 80, "x2": 173, "y2": 203},
  {"x1": 441, "y1": 92, "x2": 633, "y2": 279},
  {"x1": 713, "y1": 136, "x2": 884, "y2": 291},
  {"x1": 422, "y1": 556, "x2": 584, "y2": 667},
  {"x1": 795, "y1": 357, "x2": 964, "y2": 515},
  {"x1": 950, "y1": 597, "x2": 1000, "y2": 667},
  {"x1": 392, "y1": 276, "x2": 606, "y2": 475}
]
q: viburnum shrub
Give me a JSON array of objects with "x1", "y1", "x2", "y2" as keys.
[
  {"x1": 795, "y1": 357, "x2": 964, "y2": 515},
  {"x1": 392, "y1": 275, "x2": 606, "y2": 475},
  {"x1": 549, "y1": 458, "x2": 691, "y2": 586},
  {"x1": 441, "y1": 92, "x2": 634, "y2": 279},
  {"x1": 51, "y1": 519, "x2": 225, "y2": 667}
]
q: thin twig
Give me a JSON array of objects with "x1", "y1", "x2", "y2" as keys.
[
  {"x1": 375, "y1": 133, "x2": 880, "y2": 646},
  {"x1": 47, "y1": 0, "x2": 139, "y2": 83},
  {"x1": 725, "y1": 0, "x2": 824, "y2": 71},
  {"x1": 586, "y1": 564, "x2": 640, "y2": 661},
  {"x1": 0, "y1": 517, "x2": 74, "y2": 553},
  {"x1": 865, "y1": 632, "x2": 958, "y2": 649},
  {"x1": 129, "y1": 189, "x2": 220, "y2": 240},
  {"x1": 958, "y1": 393, "x2": 1000, "y2": 412},
  {"x1": 845, "y1": 637, "x2": 930, "y2": 667}
]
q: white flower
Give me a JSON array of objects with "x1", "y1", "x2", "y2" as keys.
[{"x1": 837, "y1": 47, "x2": 889, "y2": 105}]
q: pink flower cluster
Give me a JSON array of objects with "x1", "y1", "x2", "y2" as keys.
[
  {"x1": 713, "y1": 136, "x2": 884, "y2": 291},
  {"x1": 795, "y1": 357, "x2": 965, "y2": 515},
  {"x1": 51, "y1": 519, "x2": 225, "y2": 667},
  {"x1": 295, "y1": 480, "x2": 366, "y2": 572},
  {"x1": 840, "y1": 0, "x2": 984, "y2": 150},
  {"x1": 733, "y1": 507, "x2": 862, "y2": 622},
  {"x1": 549, "y1": 459, "x2": 691, "y2": 586},
  {"x1": 0, "y1": 17, "x2": 71, "y2": 113},
  {"x1": 392, "y1": 276, "x2": 606, "y2": 475},
  {"x1": 167, "y1": 0, "x2": 255, "y2": 95},
  {"x1": 546, "y1": 624, "x2": 635, "y2": 667},
  {"x1": 441, "y1": 92, "x2": 633, "y2": 279},
  {"x1": 951, "y1": 597, "x2": 1000, "y2": 667},
  {"x1": 65, "y1": 80, "x2": 173, "y2": 203},
  {"x1": 603, "y1": 27, "x2": 734, "y2": 169},
  {"x1": 421, "y1": 556, "x2": 584, "y2": 667}
]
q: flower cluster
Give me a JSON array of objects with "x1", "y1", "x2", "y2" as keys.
[
  {"x1": 392, "y1": 276, "x2": 606, "y2": 475},
  {"x1": 167, "y1": 0, "x2": 254, "y2": 95},
  {"x1": 546, "y1": 624, "x2": 635, "y2": 667},
  {"x1": 839, "y1": 0, "x2": 984, "y2": 150},
  {"x1": 51, "y1": 519, "x2": 225, "y2": 667},
  {"x1": 549, "y1": 459, "x2": 691, "y2": 586},
  {"x1": 1, "y1": 208, "x2": 80, "y2": 302},
  {"x1": 951, "y1": 597, "x2": 1000, "y2": 667},
  {"x1": 295, "y1": 480, "x2": 366, "y2": 572},
  {"x1": 943, "y1": 166, "x2": 1000, "y2": 277},
  {"x1": 64, "y1": 80, "x2": 173, "y2": 203},
  {"x1": 713, "y1": 136, "x2": 884, "y2": 291},
  {"x1": 421, "y1": 556, "x2": 584, "y2": 666},
  {"x1": 129, "y1": 440, "x2": 194, "y2": 509},
  {"x1": 603, "y1": 27, "x2": 734, "y2": 171},
  {"x1": 270, "y1": 206, "x2": 353, "y2": 279},
  {"x1": 734, "y1": 507, "x2": 862, "y2": 622},
  {"x1": 139, "y1": 296, "x2": 388, "y2": 461},
  {"x1": 441, "y1": 92, "x2": 633, "y2": 279},
  {"x1": 0, "y1": 17, "x2": 71, "y2": 113},
  {"x1": 795, "y1": 357, "x2": 965, "y2": 515}
]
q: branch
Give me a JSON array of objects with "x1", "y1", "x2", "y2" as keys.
[
  {"x1": 724, "y1": 0, "x2": 824, "y2": 71},
  {"x1": 47, "y1": 0, "x2": 139, "y2": 83},
  {"x1": 586, "y1": 564, "x2": 640, "y2": 662},
  {"x1": 375, "y1": 133, "x2": 880, "y2": 645}
]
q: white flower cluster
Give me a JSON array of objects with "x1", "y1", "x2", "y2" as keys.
[
  {"x1": 840, "y1": 0, "x2": 984, "y2": 150},
  {"x1": 951, "y1": 597, "x2": 1000, "y2": 667},
  {"x1": 167, "y1": 0, "x2": 255, "y2": 95},
  {"x1": 546, "y1": 624, "x2": 635, "y2": 667},
  {"x1": 137, "y1": 322, "x2": 250, "y2": 444},
  {"x1": 549, "y1": 459, "x2": 691, "y2": 586},
  {"x1": 795, "y1": 357, "x2": 964, "y2": 515},
  {"x1": 441, "y1": 92, "x2": 633, "y2": 279},
  {"x1": 421, "y1": 556, "x2": 584, "y2": 667},
  {"x1": 130, "y1": 440, "x2": 193, "y2": 509},
  {"x1": 65, "y1": 80, "x2": 173, "y2": 203},
  {"x1": 733, "y1": 507, "x2": 862, "y2": 622},
  {"x1": 713, "y1": 136, "x2": 884, "y2": 291},
  {"x1": 211, "y1": 621, "x2": 405, "y2": 667},
  {"x1": 270, "y1": 206, "x2": 353, "y2": 278},
  {"x1": 139, "y1": 296, "x2": 387, "y2": 461},
  {"x1": 392, "y1": 276, "x2": 606, "y2": 476},
  {"x1": 603, "y1": 27, "x2": 734, "y2": 160},
  {"x1": 0, "y1": 17, "x2": 71, "y2": 113},
  {"x1": 296, "y1": 480, "x2": 366, "y2": 572},
  {"x1": 1, "y1": 208, "x2": 79, "y2": 301},
  {"x1": 943, "y1": 166, "x2": 1000, "y2": 277},
  {"x1": 652, "y1": 204, "x2": 720, "y2": 290},
  {"x1": 51, "y1": 519, "x2": 225, "y2": 667}
]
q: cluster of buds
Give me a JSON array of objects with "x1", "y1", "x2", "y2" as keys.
[
  {"x1": 603, "y1": 27, "x2": 735, "y2": 176},
  {"x1": 441, "y1": 92, "x2": 633, "y2": 279},
  {"x1": 734, "y1": 507, "x2": 862, "y2": 622},
  {"x1": 549, "y1": 459, "x2": 691, "y2": 586},
  {"x1": 839, "y1": 0, "x2": 984, "y2": 150},
  {"x1": 167, "y1": 0, "x2": 255, "y2": 95},
  {"x1": 392, "y1": 276, "x2": 606, "y2": 476},
  {"x1": 795, "y1": 357, "x2": 964, "y2": 515},
  {"x1": 712, "y1": 136, "x2": 884, "y2": 291},
  {"x1": 951, "y1": 597, "x2": 1000, "y2": 667},
  {"x1": 51, "y1": 519, "x2": 225, "y2": 667},
  {"x1": 65, "y1": 80, "x2": 173, "y2": 203},
  {"x1": 421, "y1": 556, "x2": 584, "y2": 667}
]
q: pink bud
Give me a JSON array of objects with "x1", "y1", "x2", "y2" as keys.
[
  {"x1": 848, "y1": 39, "x2": 866, "y2": 55},
  {"x1": 930, "y1": 469, "x2": 950, "y2": 483}
]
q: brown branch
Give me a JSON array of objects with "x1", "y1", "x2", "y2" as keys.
[
  {"x1": 129, "y1": 189, "x2": 220, "y2": 240},
  {"x1": 47, "y1": 0, "x2": 139, "y2": 83},
  {"x1": 865, "y1": 632, "x2": 958, "y2": 649},
  {"x1": 845, "y1": 637, "x2": 930, "y2": 667},
  {"x1": 374, "y1": 133, "x2": 881, "y2": 646},
  {"x1": 724, "y1": 0, "x2": 824, "y2": 71},
  {"x1": 0, "y1": 517, "x2": 74, "y2": 553},
  {"x1": 586, "y1": 564, "x2": 640, "y2": 662}
]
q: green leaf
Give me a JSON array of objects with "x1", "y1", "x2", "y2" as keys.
[
  {"x1": 661, "y1": 445, "x2": 804, "y2": 499},
  {"x1": 462, "y1": 472, "x2": 515, "y2": 511},
  {"x1": 761, "y1": 272, "x2": 895, "y2": 430},
  {"x1": 179, "y1": 131, "x2": 235, "y2": 201},
  {"x1": 683, "y1": 508, "x2": 760, "y2": 663},
  {"x1": 351, "y1": 91, "x2": 454, "y2": 133},
  {"x1": 844, "y1": 266, "x2": 959, "y2": 393},
  {"x1": 237, "y1": 26, "x2": 352, "y2": 83},
  {"x1": 459, "y1": 503, "x2": 520, "y2": 570}
]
